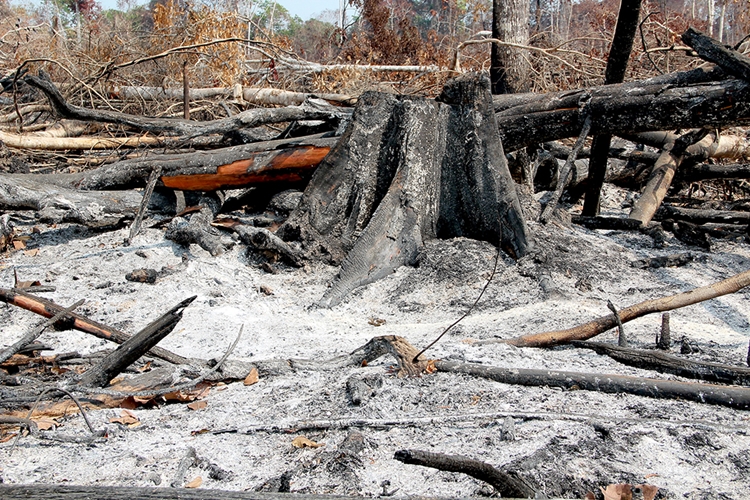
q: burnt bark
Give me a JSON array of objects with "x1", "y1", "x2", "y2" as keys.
[
  {"x1": 493, "y1": 67, "x2": 750, "y2": 152},
  {"x1": 436, "y1": 360, "x2": 750, "y2": 409},
  {"x1": 78, "y1": 296, "x2": 195, "y2": 387},
  {"x1": 582, "y1": 0, "x2": 643, "y2": 215},
  {"x1": 571, "y1": 340, "x2": 750, "y2": 386},
  {"x1": 280, "y1": 73, "x2": 529, "y2": 307}
]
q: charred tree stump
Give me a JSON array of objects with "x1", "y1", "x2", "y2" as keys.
[{"x1": 280, "y1": 73, "x2": 529, "y2": 307}]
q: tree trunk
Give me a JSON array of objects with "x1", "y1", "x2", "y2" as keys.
[
  {"x1": 280, "y1": 73, "x2": 529, "y2": 307},
  {"x1": 490, "y1": 0, "x2": 529, "y2": 94}
]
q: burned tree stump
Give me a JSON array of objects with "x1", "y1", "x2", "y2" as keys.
[{"x1": 279, "y1": 72, "x2": 530, "y2": 307}]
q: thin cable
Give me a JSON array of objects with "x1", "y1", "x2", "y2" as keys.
[{"x1": 413, "y1": 246, "x2": 502, "y2": 363}]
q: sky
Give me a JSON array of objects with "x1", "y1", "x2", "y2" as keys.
[{"x1": 13, "y1": 0, "x2": 343, "y2": 21}]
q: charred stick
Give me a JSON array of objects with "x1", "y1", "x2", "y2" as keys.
[
  {"x1": 0, "y1": 299, "x2": 84, "y2": 364},
  {"x1": 436, "y1": 360, "x2": 750, "y2": 409},
  {"x1": 77, "y1": 296, "x2": 196, "y2": 387},
  {"x1": 0, "y1": 288, "x2": 191, "y2": 366},
  {"x1": 607, "y1": 300, "x2": 627, "y2": 347},
  {"x1": 658, "y1": 313, "x2": 671, "y2": 350},
  {"x1": 503, "y1": 268, "x2": 750, "y2": 347},
  {"x1": 393, "y1": 449, "x2": 536, "y2": 498},
  {"x1": 571, "y1": 340, "x2": 750, "y2": 386},
  {"x1": 125, "y1": 165, "x2": 161, "y2": 246}
]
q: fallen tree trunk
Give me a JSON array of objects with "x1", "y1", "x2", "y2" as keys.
[
  {"x1": 111, "y1": 85, "x2": 354, "y2": 106},
  {"x1": 0, "y1": 174, "x2": 142, "y2": 227},
  {"x1": 0, "y1": 129, "x2": 167, "y2": 150},
  {"x1": 571, "y1": 340, "x2": 750, "y2": 386},
  {"x1": 494, "y1": 67, "x2": 750, "y2": 152},
  {"x1": 658, "y1": 206, "x2": 750, "y2": 225},
  {"x1": 2, "y1": 135, "x2": 337, "y2": 191},
  {"x1": 628, "y1": 132, "x2": 715, "y2": 225},
  {"x1": 25, "y1": 73, "x2": 346, "y2": 138},
  {"x1": 435, "y1": 360, "x2": 750, "y2": 409},
  {"x1": 0, "y1": 485, "x2": 432, "y2": 500},
  {"x1": 503, "y1": 268, "x2": 750, "y2": 347},
  {"x1": 676, "y1": 163, "x2": 750, "y2": 181}
]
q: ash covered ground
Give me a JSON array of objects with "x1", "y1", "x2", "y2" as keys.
[{"x1": 1, "y1": 186, "x2": 750, "y2": 499}]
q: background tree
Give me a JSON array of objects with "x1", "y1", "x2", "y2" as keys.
[{"x1": 490, "y1": 0, "x2": 529, "y2": 94}]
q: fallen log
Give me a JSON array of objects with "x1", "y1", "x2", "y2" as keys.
[
  {"x1": 394, "y1": 449, "x2": 536, "y2": 498},
  {"x1": 494, "y1": 67, "x2": 750, "y2": 152},
  {"x1": 628, "y1": 131, "x2": 714, "y2": 225},
  {"x1": 78, "y1": 296, "x2": 196, "y2": 387},
  {"x1": 0, "y1": 288, "x2": 192, "y2": 366},
  {"x1": 435, "y1": 360, "x2": 750, "y2": 409},
  {"x1": 571, "y1": 340, "x2": 750, "y2": 386},
  {"x1": 676, "y1": 163, "x2": 750, "y2": 182},
  {"x1": 25, "y1": 72, "x2": 346, "y2": 138},
  {"x1": 659, "y1": 206, "x2": 750, "y2": 225},
  {"x1": 502, "y1": 268, "x2": 750, "y2": 347},
  {"x1": 682, "y1": 27, "x2": 750, "y2": 82},
  {"x1": 0, "y1": 174, "x2": 142, "y2": 227},
  {"x1": 0, "y1": 485, "x2": 460, "y2": 500},
  {"x1": 0, "y1": 129, "x2": 166, "y2": 150},
  {"x1": 9, "y1": 134, "x2": 337, "y2": 191},
  {"x1": 111, "y1": 85, "x2": 354, "y2": 106}
]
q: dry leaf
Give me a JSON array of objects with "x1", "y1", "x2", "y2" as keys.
[
  {"x1": 292, "y1": 436, "x2": 324, "y2": 449},
  {"x1": 187, "y1": 400, "x2": 208, "y2": 411},
  {"x1": 185, "y1": 477, "x2": 202, "y2": 488},
  {"x1": 0, "y1": 432, "x2": 17, "y2": 443},
  {"x1": 34, "y1": 417, "x2": 58, "y2": 430},
  {"x1": 191, "y1": 428, "x2": 210, "y2": 436},
  {"x1": 583, "y1": 493, "x2": 596, "y2": 500},
  {"x1": 12, "y1": 240, "x2": 25, "y2": 250},
  {"x1": 14, "y1": 279, "x2": 41, "y2": 289},
  {"x1": 23, "y1": 249, "x2": 39, "y2": 257},
  {"x1": 110, "y1": 409, "x2": 140, "y2": 427},
  {"x1": 639, "y1": 484, "x2": 659, "y2": 500},
  {"x1": 368, "y1": 317, "x2": 386, "y2": 326},
  {"x1": 243, "y1": 367, "x2": 259, "y2": 386},
  {"x1": 601, "y1": 483, "x2": 658, "y2": 500},
  {"x1": 424, "y1": 359, "x2": 437, "y2": 374}
]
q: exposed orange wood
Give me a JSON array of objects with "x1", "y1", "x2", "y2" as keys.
[{"x1": 161, "y1": 145, "x2": 330, "y2": 191}]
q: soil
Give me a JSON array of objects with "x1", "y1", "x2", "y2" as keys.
[{"x1": 1, "y1": 184, "x2": 750, "y2": 499}]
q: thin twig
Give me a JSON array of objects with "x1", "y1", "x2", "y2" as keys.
[
  {"x1": 0, "y1": 299, "x2": 85, "y2": 364},
  {"x1": 413, "y1": 248, "x2": 502, "y2": 362}
]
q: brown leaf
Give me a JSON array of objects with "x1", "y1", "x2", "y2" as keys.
[
  {"x1": 23, "y1": 249, "x2": 39, "y2": 257},
  {"x1": 583, "y1": 493, "x2": 596, "y2": 500},
  {"x1": 368, "y1": 317, "x2": 386, "y2": 326},
  {"x1": 292, "y1": 436, "x2": 324, "y2": 449},
  {"x1": 34, "y1": 417, "x2": 58, "y2": 430},
  {"x1": 14, "y1": 280, "x2": 41, "y2": 289},
  {"x1": 185, "y1": 477, "x2": 202, "y2": 488},
  {"x1": 0, "y1": 432, "x2": 17, "y2": 443},
  {"x1": 110, "y1": 409, "x2": 140, "y2": 427},
  {"x1": 243, "y1": 367, "x2": 259, "y2": 386},
  {"x1": 191, "y1": 428, "x2": 210, "y2": 436},
  {"x1": 424, "y1": 359, "x2": 437, "y2": 374},
  {"x1": 12, "y1": 240, "x2": 25, "y2": 250},
  {"x1": 601, "y1": 483, "x2": 631, "y2": 500},
  {"x1": 639, "y1": 484, "x2": 659, "y2": 500},
  {"x1": 187, "y1": 400, "x2": 208, "y2": 411}
]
